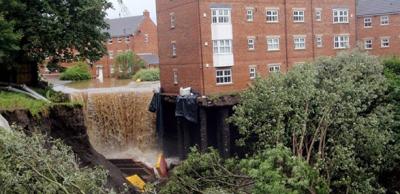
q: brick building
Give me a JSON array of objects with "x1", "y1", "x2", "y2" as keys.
[
  {"x1": 92, "y1": 10, "x2": 158, "y2": 78},
  {"x1": 157, "y1": 0, "x2": 357, "y2": 96},
  {"x1": 356, "y1": 0, "x2": 400, "y2": 56}
]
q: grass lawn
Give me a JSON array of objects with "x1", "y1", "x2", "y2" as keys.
[{"x1": 0, "y1": 91, "x2": 48, "y2": 115}]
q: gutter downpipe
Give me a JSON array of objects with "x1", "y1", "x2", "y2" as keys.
[
  {"x1": 311, "y1": 0, "x2": 316, "y2": 60},
  {"x1": 198, "y1": 0, "x2": 206, "y2": 96},
  {"x1": 284, "y1": 0, "x2": 289, "y2": 72}
]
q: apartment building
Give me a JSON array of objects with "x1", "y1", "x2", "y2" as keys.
[
  {"x1": 92, "y1": 10, "x2": 159, "y2": 78},
  {"x1": 156, "y1": 0, "x2": 357, "y2": 96},
  {"x1": 357, "y1": 0, "x2": 400, "y2": 56}
]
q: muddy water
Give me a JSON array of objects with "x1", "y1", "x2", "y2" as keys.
[
  {"x1": 72, "y1": 92, "x2": 160, "y2": 166},
  {"x1": 66, "y1": 79, "x2": 132, "y2": 89}
]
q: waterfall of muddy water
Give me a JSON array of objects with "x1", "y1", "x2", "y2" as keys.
[{"x1": 71, "y1": 92, "x2": 159, "y2": 166}]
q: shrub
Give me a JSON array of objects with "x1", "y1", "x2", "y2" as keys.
[
  {"x1": 114, "y1": 51, "x2": 144, "y2": 79},
  {"x1": 0, "y1": 127, "x2": 112, "y2": 193},
  {"x1": 133, "y1": 68, "x2": 160, "y2": 81},
  {"x1": 60, "y1": 62, "x2": 91, "y2": 81}
]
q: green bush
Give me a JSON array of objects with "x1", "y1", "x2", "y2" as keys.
[
  {"x1": 133, "y1": 68, "x2": 160, "y2": 81},
  {"x1": 0, "y1": 127, "x2": 112, "y2": 193},
  {"x1": 60, "y1": 62, "x2": 91, "y2": 81}
]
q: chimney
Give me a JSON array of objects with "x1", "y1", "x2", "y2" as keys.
[{"x1": 143, "y1": 10, "x2": 150, "y2": 18}]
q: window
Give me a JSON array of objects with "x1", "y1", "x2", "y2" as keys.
[
  {"x1": 110, "y1": 65, "x2": 115, "y2": 74},
  {"x1": 213, "y1": 40, "x2": 232, "y2": 54},
  {"x1": 170, "y1": 13, "x2": 176, "y2": 28},
  {"x1": 294, "y1": 36, "x2": 306, "y2": 50},
  {"x1": 125, "y1": 36, "x2": 130, "y2": 43},
  {"x1": 316, "y1": 35, "x2": 323, "y2": 48},
  {"x1": 334, "y1": 35, "x2": 350, "y2": 49},
  {"x1": 364, "y1": 39, "x2": 373, "y2": 49},
  {"x1": 144, "y1": 34, "x2": 149, "y2": 43},
  {"x1": 108, "y1": 38, "x2": 113, "y2": 44},
  {"x1": 381, "y1": 37, "x2": 390, "y2": 48},
  {"x1": 247, "y1": 37, "x2": 255, "y2": 50},
  {"x1": 249, "y1": 66, "x2": 256, "y2": 79},
  {"x1": 216, "y1": 68, "x2": 232, "y2": 84},
  {"x1": 173, "y1": 69, "x2": 178, "y2": 85},
  {"x1": 333, "y1": 9, "x2": 349, "y2": 23},
  {"x1": 118, "y1": 37, "x2": 122, "y2": 43},
  {"x1": 267, "y1": 36, "x2": 280, "y2": 51},
  {"x1": 171, "y1": 42, "x2": 177, "y2": 57},
  {"x1": 315, "y1": 8, "x2": 322, "y2": 21},
  {"x1": 293, "y1": 9, "x2": 305, "y2": 22},
  {"x1": 380, "y1": 15, "x2": 389, "y2": 25},
  {"x1": 269, "y1": 64, "x2": 281, "y2": 73},
  {"x1": 266, "y1": 9, "x2": 279, "y2": 22},
  {"x1": 246, "y1": 8, "x2": 254, "y2": 22},
  {"x1": 109, "y1": 51, "x2": 114, "y2": 59},
  {"x1": 212, "y1": 9, "x2": 231, "y2": 24},
  {"x1": 364, "y1": 17, "x2": 372, "y2": 28}
]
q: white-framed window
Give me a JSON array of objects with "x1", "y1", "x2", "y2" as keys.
[
  {"x1": 364, "y1": 39, "x2": 373, "y2": 49},
  {"x1": 381, "y1": 37, "x2": 390, "y2": 48},
  {"x1": 293, "y1": 9, "x2": 305, "y2": 22},
  {"x1": 144, "y1": 34, "x2": 149, "y2": 43},
  {"x1": 364, "y1": 17, "x2": 372, "y2": 28},
  {"x1": 316, "y1": 35, "x2": 323, "y2": 48},
  {"x1": 108, "y1": 38, "x2": 113, "y2": 44},
  {"x1": 267, "y1": 36, "x2": 280, "y2": 51},
  {"x1": 213, "y1": 40, "x2": 233, "y2": 54},
  {"x1": 249, "y1": 66, "x2": 256, "y2": 79},
  {"x1": 118, "y1": 37, "x2": 122, "y2": 43},
  {"x1": 247, "y1": 37, "x2": 255, "y2": 50},
  {"x1": 333, "y1": 9, "x2": 349, "y2": 23},
  {"x1": 334, "y1": 35, "x2": 350, "y2": 49},
  {"x1": 171, "y1": 41, "x2": 177, "y2": 57},
  {"x1": 246, "y1": 8, "x2": 254, "y2": 22},
  {"x1": 216, "y1": 68, "x2": 232, "y2": 84},
  {"x1": 315, "y1": 8, "x2": 322, "y2": 21},
  {"x1": 110, "y1": 64, "x2": 115, "y2": 74},
  {"x1": 109, "y1": 51, "x2": 114, "y2": 59},
  {"x1": 268, "y1": 64, "x2": 281, "y2": 73},
  {"x1": 212, "y1": 9, "x2": 231, "y2": 24},
  {"x1": 294, "y1": 36, "x2": 306, "y2": 50},
  {"x1": 125, "y1": 36, "x2": 130, "y2": 43},
  {"x1": 380, "y1": 15, "x2": 389, "y2": 25},
  {"x1": 173, "y1": 69, "x2": 178, "y2": 85},
  {"x1": 266, "y1": 9, "x2": 279, "y2": 23},
  {"x1": 170, "y1": 12, "x2": 176, "y2": 28}
]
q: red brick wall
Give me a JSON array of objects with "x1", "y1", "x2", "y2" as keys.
[
  {"x1": 357, "y1": 14, "x2": 400, "y2": 56},
  {"x1": 157, "y1": 0, "x2": 357, "y2": 96}
]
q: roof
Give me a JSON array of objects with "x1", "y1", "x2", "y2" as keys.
[
  {"x1": 357, "y1": 0, "x2": 400, "y2": 16},
  {"x1": 137, "y1": 54, "x2": 159, "y2": 65},
  {"x1": 105, "y1": 16, "x2": 145, "y2": 37}
]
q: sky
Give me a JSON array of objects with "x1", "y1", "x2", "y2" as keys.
[{"x1": 107, "y1": 0, "x2": 157, "y2": 22}]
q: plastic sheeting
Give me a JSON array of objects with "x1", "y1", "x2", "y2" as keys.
[{"x1": 175, "y1": 95, "x2": 199, "y2": 123}]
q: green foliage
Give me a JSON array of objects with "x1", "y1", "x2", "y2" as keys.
[
  {"x1": 133, "y1": 68, "x2": 160, "y2": 81},
  {"x1": 114, "y1": 51, "x2": 145, "y2": 79},
  {"x1": 241, "y1": 145, "x2": 329, "y2": 194},
  {"x1": 0, "y1": 127, "x2": 112, "y2": 193},
  {"x1": 229, "y1": 50, "x2": 393, "y2": 193},
  {"x1": 60, "y1": 62, "x2": 92, "y2": 81},
  {"x1": 0, "y1": 8, "x2": 21, "y2": 64},
  {"x1": 0, "y1": 91, "x2": 48, "y2": 115}
]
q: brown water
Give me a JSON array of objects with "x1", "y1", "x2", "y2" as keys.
[
  {"x1": 66, "y1": 79, "x2": 132, "y2": 89},
  {"x1": 72, "y1": 92, "x2": 160, "y2": 166}
]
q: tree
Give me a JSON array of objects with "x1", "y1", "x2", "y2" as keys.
[
  {"x1": 114, "y1": 51, "x2": 144, "y2": 79},
  {"x1": 0, "y1": 127, "x2": 113, "y2": 193},
  {"x1": 0, "y1": 0, "x2": 112, "y2": 84},
  {"x1": 229, "y1": 50, "x2": 393, "y2": 193}
]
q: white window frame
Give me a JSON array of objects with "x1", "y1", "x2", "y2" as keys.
[
  {"x1": 316, "y1": 35, "x2": 323, "y2": 48},
  {"x1": 170, "y1": 12, "x2": 176, "y2": 28},
  {"x1": 247, "y1": 37, "x2": 255, "y2": 50},
  {"x1": 118, "y1": 37, "x2": 122, "y2": 43},
  {"x1": 381, "y1": 37, "x2": 390, "y2": 48},
  {"x1": 144, "y1": 34, "x2": 149, "y2": 43},
  {"x1": 293, "y1": 9, "x2": 305, "y2": 23},
  {"x1": 334, "y1": 35, "x2": 350, "y2": 49},
  {"x1": 268, "y1": 64, "x2": 281, "y2": 73},
  {"x1": 246, "y1": 8, "x2": 254, "y2": 22},
  {"x1": 294, "y1": 35, "x2": 306, "y2": 50},
  {"x1": 109, "y1": 51, "x2": 114, "y2": 59},
  {"x1": 213, "y1": 40, "x2": 233, "y2": 54},
  {"x1": 315, "y1": 8, "x2": 322, "y2": 21},
  {"x1": 266, "y1": 8, "x2": 279, "y2": 23},
  {"x1": 267, "y1": 36, "x2": 280, "y2": 51},
  {"x1": 173, "y1": 69, "x2": 178, "y2": 85},
  {"x1": 125, "y1": 36, "x2": 130, "y2": 43},
  {"x1": 108, "y1": 38, "x2": 113, "y2": 44},
  {"x1": 171, "y1": 41, "x2": 177, "y2": 57},
  {"x1": 364, "y1": 17, "x2": 372, "y2": 28},
  {"x1": 380, "y1": 15, "x2": 389, "y2": 25},
  {"x1": 333, "y1": 9, "x2": 349, "y2": 24},
  {"x1": 249, "y1": 66, "x2": 256, "y2": 79},
  {"x1": 216, "y1": 68, "x2": 232, "y2": 85},
  {"x1": 364, "y1": 39, "x2": 373, "y2": 50},
  {"x1": 212, "y1": 8, "x2": 231, "y2": 24}
]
